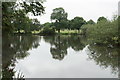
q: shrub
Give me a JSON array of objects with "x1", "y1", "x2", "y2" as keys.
[
  {"x1": 81, "y1": 20, "x2": 118, "y2": 44},
  {"x1": 39, "y1": 27, "x2": 56, "y2": 35}
]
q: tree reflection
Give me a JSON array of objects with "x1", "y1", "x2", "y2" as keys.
[
  {"x1": 43, "y1": 35, "x2": 119, "y2": 76},
  {"x1": 68, "y1": 35, "x2": 85, "y2": 51},
  {"x1": 2, "y1": 34, "x2": 119, "y2": 78},
  {"x1": 50, "y1": 36, "x2": 68, "y2": 60},
  {"x1": 2, "y1": 35, "x2": 40, "y2": 79},
  {"x1": 43, "y1": 35, "x2": 85, "y2": 60},
  {"x1": 87, "y1": 44, "x2": 119, "y2": 75}
]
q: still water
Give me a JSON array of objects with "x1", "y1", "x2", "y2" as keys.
[{"x1": 2, "y1": 35, "x2": 119, "y2": 78}]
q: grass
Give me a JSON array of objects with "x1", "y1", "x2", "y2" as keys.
[
  {"x1": 14, "y1": 29, "x2": 82, "y2": 35},
  {"x1": 58, "y1": 30, "x2": 82, "y2": 35}
]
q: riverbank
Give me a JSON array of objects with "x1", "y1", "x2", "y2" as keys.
[{"x1": 13, "y1": 29, "x2": 83, "y2": 35}]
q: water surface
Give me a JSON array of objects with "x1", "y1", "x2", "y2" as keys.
[{"x1": 2, "y1": 35, "x2": 119, "y2": 78}]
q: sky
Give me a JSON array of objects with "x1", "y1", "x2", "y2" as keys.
[{"x1": 29, "y1": 0, "x2": 119, "y2": 24}]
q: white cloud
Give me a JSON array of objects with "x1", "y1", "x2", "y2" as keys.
[{"x1": 30, "y1": 0, "x2": 119, "y2": 23}]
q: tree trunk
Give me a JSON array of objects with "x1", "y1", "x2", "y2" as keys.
[
  {"x1": 18, "y1": 29, "x2": 20, "y2": 34},
  {"x1": 58, "y1": 29, "x2": 60, "y2": 34}
]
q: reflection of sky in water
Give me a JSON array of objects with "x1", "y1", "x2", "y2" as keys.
[{"x1": 14, "y1": 37, "x2": 118, "y2": 78}]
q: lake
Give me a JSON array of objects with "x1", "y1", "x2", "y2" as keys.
[{"x1": 2, "y1": 35, "x2": 119, "y2": 78}]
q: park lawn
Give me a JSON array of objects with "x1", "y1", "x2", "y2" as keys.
[
  {"x1": 32, "y1": 30, "x2": 41, "y2": 34},
  {"x1": 58, "y1": 29, "x2": 82, "y2": 35},
  {"x1": 14, "y1": 29, "x2": 82, "y2": 35}
]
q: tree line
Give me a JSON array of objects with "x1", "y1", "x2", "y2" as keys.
[
  {"x1": 2, "y1": 2, "x2": 109, "y2": 35},
  {"x1": 41, "y1": 7, "x2": 115, "y2": 35},
  {"x1": 2, "y1": 1, "x2": 120, "y2": 45}
]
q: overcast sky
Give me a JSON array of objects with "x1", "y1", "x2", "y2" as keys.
[{"x1": 30, "y1": 0, "x2": 119, "y2": 24}]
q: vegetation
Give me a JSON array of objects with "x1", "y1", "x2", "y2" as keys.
[
  {"x1": 2, "y1": 1, "x2": 119, "y2": 45},
  {"x1": 2, "y1": 1, "x2": 45, "y2": 34},
  {"x1": 39, "y1": 26, "x2": 56, "y2": 35},
  {"x1": 2, "y1": 0, "x2": 120, "y2": 79},
  {"x1": 81, "y1": 17, "x2": 119, "y2": 45},
  {"x1": 2, "y1": 35, "x2": 40, "y2": 79},
  {"x1": 70, "y1": 17, "x2": 86, "y2": 33},
  {"x1": 50, "y1": 7, "x2": 68, "y2": 33}
]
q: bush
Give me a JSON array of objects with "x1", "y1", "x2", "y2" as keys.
[
  {"x1": 39, "y1": 27, "x2": 56, "y2": 35},
  {"x1": 81, "y1": 20, "x2": 118, "y2": 44}
]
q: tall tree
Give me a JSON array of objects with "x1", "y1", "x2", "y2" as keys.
[
  {"x1": 87, "y1": 19, "x2": 95, "y2": 24},
  {"x1": 2, "y1": 0, "x2": 45, "y2": 34},
  {"x1": 71, "y1": 17, "x2": 86, "y2": 33},
  {"x1": 97, "y1": 16, "x2": 107, "y2": 23},
  {"x1": 51, "y1": 7, "x2": 68, "y2": 33}
]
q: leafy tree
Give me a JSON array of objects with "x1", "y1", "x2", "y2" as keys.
[
  {"x1": 81, "y1": 19, "x2": 118, "y2": 45},
  {"x1": 42, "y1": 22, "x2": 53, "y2": 28},
  {"x1": 2, "y1": 2, "x2": 16, "y2": 34},
  {"x1": 14, "y1": 10, "x2": 30, "y2": 33},
  {"x1": 51, "y1": 7, "x2": 68, "y2": 33},
  {"x1": 71, "y1": 17, "x2": 86, "y2": 33},
  {"x1": 97, "y1": 16, "x2": 107, "y2": 23},
  {"x1": 2, "y1": 0, "x2": 45, "y2": 34},
  {"x1": 87, "y1": 19, "x2": 95, "y2": 24},
  {"x1": 31, "y1": 19, "x2": 41, "y2": 32}
]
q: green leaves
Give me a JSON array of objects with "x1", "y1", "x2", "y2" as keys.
[
  {"x1": 97, "y1": 16, "x2": 107, "y2": 23},
  {"x1": 51, "y1": 7, "x2": 68, "y2": 33},
  {"x1": 2, "y1": 1, "x2": 45, "y2": 34},
  {"x1": 81, "y1": 19, "x2": 118, "y2": 45},
  {"x1": 87, "y1": 19, "x2": 95, "y2": 24},
  {"x1": 70, "y1": 17, "x2": 86, "y2": 30},
  {"x1": 51, "y1": 7, "x2": 68, "y2": 22},
  {"x1": 22, "y1": 1, "x2": 45, "y2": 16}
]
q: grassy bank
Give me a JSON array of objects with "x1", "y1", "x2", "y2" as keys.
[{"x1": 14, "y1": 29, "x2": 82, "y2": 35}]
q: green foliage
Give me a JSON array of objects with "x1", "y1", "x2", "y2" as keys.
[
  {"x1": 2, "y1": 2, "x2": 16, "y2": 34},
  {"x1": 97, "y1": 16, "x2": 107, "y2": 23},
  {"x1": 81, "y1": 24, "x2": 93, "y2": 35},
  {"x1": 31, "y1": 19, "x2": 41, "y2": 32},
  {"x1": 51, "y1": 7, "x2": 68, "y2": 33},
  {"x1": 70, "y1": 17, "x2": 86, "y2": 31},
  {"x1": 19, "y1": 1, "x2": 45, "y2": 16},
  {"x1": 2, "y1": 1, "x2": 45, "y2": 34},
  {"x1": 87, "y1": 19, "x2": 95, "y2": 24},
  {"x1": 39, "y1": 27, "x2": 56, "y2": 35},
  {"x1": 42, "y1": 22, "x2": 53, "y2": 28},
  {"x1": 81, "y1": 19, "x2": 118, "y2": 44},
  {"x1": 51, "y1": 7, "x2": 68, "y2": 22}
]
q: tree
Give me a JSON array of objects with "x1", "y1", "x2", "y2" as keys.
[
  {"x1": 2, "y1": 0, "x2": 45, "y2": 34},
  {"x1": 14, "y1": 10, "x2": 27, "y2": 33},
  {"x1": 31, "y1": 19, "x2": 41, "y2": 32},
  {"x1": 97, "y1": 16, "x2": 107, "y2": 23},
  {"x1": 71, "y1": 17, "x2": 86, "y2": 33},
  {"x1": 2, "y1": 2, "x2": 16, "y2": 34},
  {"x1": 43, "y1": 22, "x2": 52, "y2": 28},
  {"x1": 51, "y1": 7, "x2": 68, "y2": 33},
  {"x1": 87, "y1": 19, "x2": 95, "y2": 24}
]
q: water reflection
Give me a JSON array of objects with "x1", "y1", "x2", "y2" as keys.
[
  {"x1": 43, "y1": 35, "x2": 86, "y2": 60},
  {"x1": 2, "y1": 35, "x2": 119, "y2": 78},
  {"x1": 2, "y1": 35, "x2": 40, "y2": 79},
  {"x1": 87, "y1": 44, "x2": 119, "y2": 75}
]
